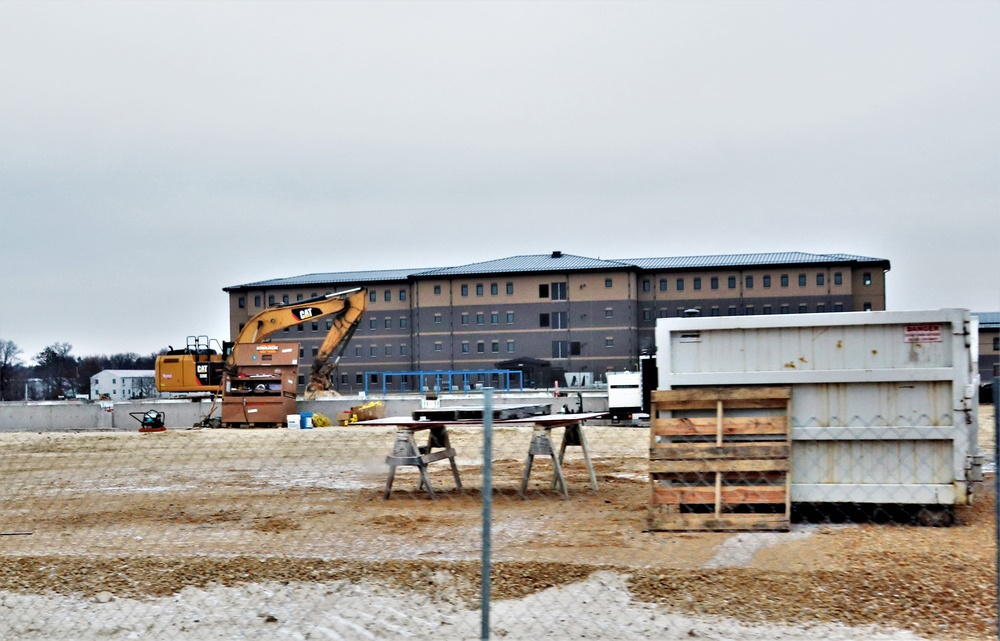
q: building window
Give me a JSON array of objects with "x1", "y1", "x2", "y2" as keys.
[
  {"x1": 817, "y1": 273, "x2": 825, "y2": 286},
  {"x1": 507, "y1": 340, "x2": 515, "y2": 353},
  {"x1": 369, "y1": 291, "x2": 377, "y2": 302},
  {"x1": 834, "y1": 272, "x2": 843, "y2": 286},
  {"x1": 491, "y1": 312, "x2": 499, "y2": 324},
  {"x1": 326, "y1": 319, "x2": 333, "y2": 330},
  {"x1": 356, "y1": 373, "x2": 363, "y2": 384},
  {"x1": 312, "y1": 347, "x2": 319, "y2": 357},
  {"x1": 369, "y1": 318, "x2": 377, "y2": 330},
  {"x1": 763, "y1": 305, "x2": 772, "y2": 315},
  {"x1": 461, "y1": 313, "x2": 469, "y2": 325},
  {"x1": 506, "y1": 282, "x2": 514, "y2": 295},
  {"x1": 817, "y1": 303, "x2": 826, "y2": 313},
  {"x1": 746, "y1": 276, "x2": 754, "y2": 289},
  {"x1": 461, "y1": 342, "x2": 469, "y2": 354},
  {"x1": 297, "y1": 294, "x2": 304, "y2": 301},
  {"x1": 552, "y1": 311, "x2": 568, "y2": 329},
  {"x1": 655, "y1": 278, "x2": 664, "y2": 292},
  {"x1": 506, "y1": 312, "x2": 514, "y2": 324},
  {"x1": 710, "y1": 307, "x2": 719, "y2": 316},
  {"x1": 476, "y1": 284, "x2": 484, "y2": 296},
  {"x1": 675, "y1": 307, "x2": 685, "y2": 317},
  {"x1": 728, "y1": 276, "x2": 737, "y2": 289},
  {"x1": 434, "y1": 313, "x2": 442, "y2": 324},
  {"x1": 238, "y1": 296, "x2": 245, "y2": 309},
  {"x1": 798, "y1": 274, "x2": 807, "y2": 287},
  {"x1": 863, "y1": 302, "x2": 873, "y2": 311},
  {"x1": 384, "y1": 290, "x2": 391, "y2": 302},
  {"x1": 370, "y1": 345, "x2": 377, "y2": 356},
  {"x1": 642, "y1": 309, "x2": 652, "y2": 321},
  {"x1": 781, "y1": 274, "x2": 789, "y2": 287},
  {"x1": 728, "y1": 305, "x2": 737, "y2": 316},
  {"x1": 710, "y1": 277, "x2": 719, "y2": 290},
  {"x1": 299, "y1": 347, "x2": 305, "y2": 357},
  {"x1": 834, "y1": 302, "x2": 844, "y2": 312},
  {"x1": 551, "y1": 282, "x2": 567, "y2": 300},
  {"x1": 863, "y1": 272, "x2": 872, "y2": 286},
  {"x1": 355, "y1": 346, "x2": 362, "y2": 357},
  {"x1": 642, "y1": 279, "x2": 651, "y2": 292},
  {"x1": 491, "y1": 341, "x2": 499, "y2": 353},
  {"x1": 254, "y1": 295, "x2": 261, "y2": 307},
  {"x1": 399, "y1": 289, "x2": 407, "y2": 301},
  {"x1": 490, "y1": 283, "x2": 498, "y2": 295},
  {"x1": 605, "y1": 337, "x2": 614, "y2": 348},
  {"x1": 399, "y1": 344, "x2": 408, "y2": 356},
  {"x1": 312, "y1": 322, "x2": 319, "y2": 331},
  {"x1": 993, "y1": 337, "x2": 999, "y2": 351},
  {"x1": 384, "y1": 317, "x2": 392, "y2": 329},
  {"x1": 763, "y1": 276, "x2": 771, "y2": 288},
  {"x1": 676, "y1": 278, "x2": 684, "y2": 291},
  {"x1": 539, "y1": 284, "x2": 549, "y2": 298},
  {"x1": 400, "y1": 317, "x2": 408, "y2": 329},
  {"x1": 781, "y1": 304, "x2": 790, "y2": 314},
  {"x1": 341, "y1": 374, "x2": 348, "y2": 384},
  {"x1": 539, "y1": 313, "x2": 550, "y2": 327},
  {"x1": 799, "y1": 304, "x2": 808, "y2": 313},
  {"x1": 297, "y1": 323, "x2": 304, "y2": 332},
  {"x1": 477, "y1": 341, "x2": 485, "y2": 354},
  {"x1": 476, "y1": 313, "x2": 484, "y2": 325},
  {"x1": 461, "y1": 284, "x2": 469, "y2": 297},
  {"x1": 745, "y1": 305, "x2": 754, "y2": 315},
  {"x1": 551, "y1": 341, "x2": 581, "y2": 358},
  {"x1": 605, "y1": 278, "x2": 613, "y2": 288},
  {"x1": 282, "y1": 295, "x2": 289, "y2": 304},
  {"x1": 238, "y1": 323, "x2": 245, "y2": 332},
  {"x1": 693, "y1": 277, "x2": 701, "y2": 290},
  {"x1": 605, "y1": 307, "x2": 613, "y2": 318},
  {"x1": 433, "y1": 285, "x2": 442, "y2": 295},
  {"x1": 434, "y1": 341, "x2": 443, "y2": 352}
]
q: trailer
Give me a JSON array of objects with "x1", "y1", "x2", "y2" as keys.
[
  {"x1": 653, "y1": 309, "x2": 982, "y2": 526},
  {"x1": 606, "y1": 371, "x2": 644, "y2": 423}
]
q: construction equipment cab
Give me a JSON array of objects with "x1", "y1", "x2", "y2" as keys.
[{"x1": 155, "y1": 287, "x2": 368, "y2": 396}]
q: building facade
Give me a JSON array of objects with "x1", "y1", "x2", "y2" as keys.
[
  {"x1": 90, "y1": 370, "x2": 157, "y2": 401},
  {"x1": 973, "y1": 312, "x2": 999, "y2": 393},
  {"x1": 224, "y1": 251, "x2": 890, "y2": 393}
]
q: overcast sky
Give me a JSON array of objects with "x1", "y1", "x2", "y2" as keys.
[{"x1": 1, "y1": 1, "x2": 997, "y2": 362}]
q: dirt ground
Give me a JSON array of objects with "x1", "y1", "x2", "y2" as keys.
[{"x1": 0, "y1": 417, "x2": 996, "y2": 639}]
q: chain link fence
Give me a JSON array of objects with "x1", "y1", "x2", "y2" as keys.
[{"x1": 0, "y1": 393, "x2": 995, "y2": 640}]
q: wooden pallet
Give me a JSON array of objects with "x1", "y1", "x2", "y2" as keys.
[{"x1": 648, "y1": 387, "x2": 791, "y2": 532}]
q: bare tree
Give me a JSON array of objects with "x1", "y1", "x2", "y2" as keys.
[
  {"x1": 0, "y1": 339, "x2": 22, "y2": 401},
  {"x1": 33, "y1": 342, "x2": 76, "y2": 399}
]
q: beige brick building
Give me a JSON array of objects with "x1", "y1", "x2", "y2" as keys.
[{"x1": 224, "y1": 251, "x2": 890, "y2": 393}]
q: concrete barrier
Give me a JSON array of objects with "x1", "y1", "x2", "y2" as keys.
[{"x1": 0, "y1": 392, "x2": 609, "y2": 433}]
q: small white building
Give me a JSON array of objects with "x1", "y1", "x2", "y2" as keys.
[{"x1": 90, "y1": 370, "x2": 157, "y2": 401}]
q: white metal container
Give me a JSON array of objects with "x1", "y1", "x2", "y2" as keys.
[{"x1": 655, "y1": 309, "x2": 981, "y2": 507}]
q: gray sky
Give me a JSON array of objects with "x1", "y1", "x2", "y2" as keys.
[{"x1": 1, "y1": 1, "x2": 998, "y2": 362}]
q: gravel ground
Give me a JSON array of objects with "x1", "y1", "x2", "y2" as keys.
[{"x1": 0, "y1": 414, "x2": 995, "y2": 639}]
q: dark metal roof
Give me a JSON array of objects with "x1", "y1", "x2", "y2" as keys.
[
  {"x1": 619, "y1": 252, "x2": 889, "y2": 270},
  {"x1": 224, "y1": 268, "x2": 420, "y2": 291},
  {"x1": 225, "y1": 251, "x2": 891, "y2": 291},
  {"x1": 416, "y1": 253, "x2": 632, "y2": 277},
  {"x1": 974, "y1": 312, "x2": 1000, "y2": 329}
]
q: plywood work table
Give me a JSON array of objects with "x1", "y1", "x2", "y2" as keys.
[{"x1": 358, "y1": 412, "x2": 606, "y2": 500}]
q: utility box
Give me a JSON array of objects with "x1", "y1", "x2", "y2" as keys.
[
  {"x1": 221, "y1": 343, "x2": 299, "y2": 427},
  {"x1": 606, "y1": 371, "x2": 643, "y2": 422},
  {"x1": 654, "y1": 310, "x2": 981, "y2": 518}
]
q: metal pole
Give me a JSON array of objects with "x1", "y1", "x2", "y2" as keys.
[
  {"x1": 481, "y1": 388, "x2": 494, "y2": 640},
  {"x1": 993, "y1": 376, "x2": 998, "y2": 641}
]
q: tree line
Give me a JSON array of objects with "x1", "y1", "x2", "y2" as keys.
[{"x1": 0, "y1": 339, "x2": 164, "y2": 401}]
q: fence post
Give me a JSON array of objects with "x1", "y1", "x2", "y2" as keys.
[
  {"x1": 993, "y1": 376, "x2": 998, "y2": 641},
  {"x1": 481, "y1": 388, "x2": 493, "y2": 640}
]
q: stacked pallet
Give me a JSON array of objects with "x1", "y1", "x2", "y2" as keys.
[{"x1": 648, "y1": 386, "x2": 791, "y2": 532}]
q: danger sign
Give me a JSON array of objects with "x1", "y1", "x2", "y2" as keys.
[{"x1": 904, "y1": 324, "x2": 942, "y2": 343}]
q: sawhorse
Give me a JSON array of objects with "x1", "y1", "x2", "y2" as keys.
[
  {"x1": 384, "y1": 425, "x2": 462, "y2": 500},
  {"x1": 518, "y1": 420, "x2": 598, "y2": 500}
]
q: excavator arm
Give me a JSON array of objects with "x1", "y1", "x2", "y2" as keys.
[{"x1": 231, "y1": 287, "x2": 368, "y2": 392}]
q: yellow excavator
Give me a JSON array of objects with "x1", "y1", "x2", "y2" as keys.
[{"x1": 155, "y1": 287, "x2": 368, "y2": 397}]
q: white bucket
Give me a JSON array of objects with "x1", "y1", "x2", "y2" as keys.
[{"x1": 286, "y1": 414, "x2": 301, "y2": 429}]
